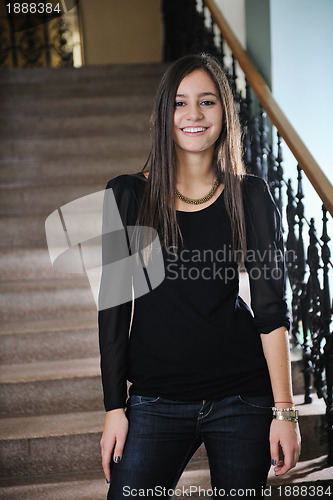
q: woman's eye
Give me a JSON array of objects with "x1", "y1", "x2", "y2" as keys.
[
  {"x1": 201, "y1": 100, "x2": 215, "y2": 106},
  {"x1": 175, "y1": 101, "x2": 185, "y2": 107}
]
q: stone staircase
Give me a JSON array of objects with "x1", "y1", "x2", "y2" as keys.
[{"x1": 0, "y1": 64, "x2": 332, "y2": 499}]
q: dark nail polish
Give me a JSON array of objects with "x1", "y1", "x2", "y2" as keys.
[
  {"x1": 105, "y1": 479, "x2": 109, "y2": 484},
  {"x1": 115, "y1": 456, "x2": 121, "y2": 463},
  {"x1": 271, "y1": 459, "x2": 277, "y2": 465}
]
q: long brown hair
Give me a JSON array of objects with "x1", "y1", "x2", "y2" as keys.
[{"x1": 136, "y1": 54, "x2": 247, "y2": 264}]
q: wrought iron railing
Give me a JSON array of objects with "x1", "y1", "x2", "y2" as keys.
[
  {"x1": 162, "y1": 0, "x2": 333, "y2": 464},
  {"x1": 0, "y1": 2, "x2": 83, "y2": 68}
]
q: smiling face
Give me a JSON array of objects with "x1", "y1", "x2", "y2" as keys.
[{"x1": 173, "y1": 69, "x2": 223, "y2": 158}]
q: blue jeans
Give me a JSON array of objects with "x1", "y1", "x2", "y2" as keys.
[{"x1": 107, "y1": 393, "x2": 274, "y2": 499}]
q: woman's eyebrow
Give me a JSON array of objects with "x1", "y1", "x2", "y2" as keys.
[{"x1": 175, "y1": 91, "x2": 218, "y2": 98}]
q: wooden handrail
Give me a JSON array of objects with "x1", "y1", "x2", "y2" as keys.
[{"x1": 204, "y1": 0, "x2": 333, "y2": 216}]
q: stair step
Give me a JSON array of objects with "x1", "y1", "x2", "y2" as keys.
[
  {"x1": 0, "y1": 411, "x2": 206, "y2": 479},
  {"x1": 0, "y1": 278, "x2": 96, "y2": 321},
  {"x1": 0, "y1": 184, "x2": 105, "y2": 216},
  {"x1": 0, "y1": 358, "x2": 100, "y2": 382},
  {"x1": 0, "y1": 471, "x2": 108, "y2": 500},
  {"x1": 293, "y1": 394, "x2": 328, "y2": 461},
  {"x1": 0, "y1": 471, "x2": 332, "y2": 500},
  {"x1": 0, "y1": 214, "x2": 48, "y2": 247},
  {"x1": 0, "y1": 358, "x2": 102, "y2": 417},
  {"x1": 0, "y1": 469, "x2": 210, "y2": 500},
  {"x1": 0, "y1": 94, "x2": 155, "y2": 116},
  {"x1": 1, "y1": 212, "x2": 116, "y2": 248},
  {"x1": 2, "y1": 76, "x2": 162, "y2": 99},
  {"x1": 0, "y1": 314, "x2": 98, "y2": 364},
  {"x1": 267, "y1": 455, "x2": 333, "y2": 486},
  {"x1": 0, "y1": 247, "x2": 88, "y2": 282},
  {"x1": 0, "y1": 113, "x2": 151, "y2": 140},
  {"x1": 0, "y1": 410, "x2": 105, "y2": 478},
  {"x1": 0, "y1": 158, "x2": 142, "y2": 188},
  {"x1": 0, "y1": 63, "x2": 167, "y2": 85},
  {"x1": 0, "y1": 135, "x2": 150, "y2": 163}
]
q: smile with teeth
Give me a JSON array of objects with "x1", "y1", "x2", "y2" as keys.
[{"x1": 181, "y1": 127, "x2": 208, "y2": 133}]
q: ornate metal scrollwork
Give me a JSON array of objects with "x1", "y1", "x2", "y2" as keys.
[{"x1": 0, "y1": 5, "x2": 81, "y2": 68}]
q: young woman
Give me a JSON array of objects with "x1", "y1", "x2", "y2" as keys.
[{"x1": 98, "y1": 54, "x2": 301, "y2": 499}]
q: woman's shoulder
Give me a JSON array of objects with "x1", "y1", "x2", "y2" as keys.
[
  {"x1": 242, "y1": 173, "x2": 269, "y2": 195},
  {"x1": 103, "y1": 172, "x2": 148, "y2": 224},
  {"x1": 242, "y1": 173, "x2": 275, "y2": 210},
  {"x1": 106, "y1": 171, "x2": 147, "y2": 190},
  {"x1": 105, "y1": 171, "x2": 148, "y2": 201}
]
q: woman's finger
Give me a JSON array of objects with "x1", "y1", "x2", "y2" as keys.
[
  {"x1": 113, "y1": 433, "x2": 126, "y2": 463},
  {"x1": 269, "y1": 435, "x2": 280, "y2": 468},
  {"x1": 101, "y1": 436, "x2": 115, "y2": 483}
]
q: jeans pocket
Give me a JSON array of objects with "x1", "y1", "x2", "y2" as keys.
[
  {"x1": 127, "y1": 395, "x2": 160, "y2": 407},
  {"x1": 238, "y1": 394, "x2": 274, "y2": 410}
]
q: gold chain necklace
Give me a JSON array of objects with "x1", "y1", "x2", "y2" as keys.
[{"x1": 175, "y1": 179, "x2": 220, "y2": 205}]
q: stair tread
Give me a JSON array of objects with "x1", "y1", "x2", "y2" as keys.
[
  {"x1": 0, "y1": 132, "x2": 148, "y2": 144},
  {"x1": 0, "y1": 246, "x2": 90, "y2": 281},
  {"x1": 267, "y1": 454, "x2": 333, "y2": 485},
  {"x1": 0, "y1": 410, "x2": 105, "y2": 441},
  {"x1": 0, "y1": 62, "x2": 167, "y2": 84},
  {"x1": 0, "y1": 357, "x2": 100, "y2": 384},
  {"x1": 0, "y1": 469, "x2": 105, "y2": 491},
  {"x1": 0, "y1": 471, "x2": 108, "y2": 500},
  {"x1": 0, "y1": 155, "x2": 142, "y2": 171},
  {"x1": 293, "y1": 393, "x2": 327, "y2": 416},
  {"x1": 0, "y1": 277, "x2": 90, "y2": 292},
  {"x1": 0, "y1": 313, "x2": 97, "y2": 336},
  {"x1": 0, "y1": 183, "x2": 105, "y2": 195},
  {"x1": 0, "y1": 462, "x2": 332, "y2": 499}
]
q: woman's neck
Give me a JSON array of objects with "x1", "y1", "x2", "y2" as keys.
[{"x1": 175, "y1": 149, "x2": 216, "y2": 189}]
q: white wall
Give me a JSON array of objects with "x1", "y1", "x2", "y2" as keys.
[
  {"x1": 214, "y1": 0, "x2": 246, "y2": 48},
  {"x1": 270, "y1": 0, "x2": 333, "y2": 185},
  {"x1": 222, "y1": 0, "x2": 332, "y2": 251},
  {"x1": 270, "y1": 0, "x2": 333, "y2": 248}
]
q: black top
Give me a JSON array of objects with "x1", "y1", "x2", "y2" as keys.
[{"x1": 98, "y1": 172, "x2": 290, "y2": 411}]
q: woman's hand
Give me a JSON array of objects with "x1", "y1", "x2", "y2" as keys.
[
  {"x1": 100, "y1": 408, "x2": 129, "y2": 483},
  {"x1": 269, "y1": 418, "x2": 301, "y2": 476}
]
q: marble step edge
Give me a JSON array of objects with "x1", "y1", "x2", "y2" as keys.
[
  {"x1": 0, "y1": 276, "x2": 91, "y2": 293},
  {"x1": 0, "y1": 184, "x2": 107, "y2": 217},
  {"x1": 0, "y1": 313, "x2": 97, "y2": 336},
  {"x1": 0, "y1": 63, "x2": 167, "y2": 84},
  {"x1": 0, "y1": 115, "x2": 151, "y2": 139},
  {"x1": 0, "y1": 409, "x2": 105, "y2": 441},
  {"x1": 0, "y1": 465, "x2": 332, "y2": 500},
  {"x1": 0, "y1": 357, "x2": 100, "y2": 385}
]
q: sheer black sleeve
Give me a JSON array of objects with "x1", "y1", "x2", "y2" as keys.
[
  {"x1": 243, "y1": 175, "x2": 290, "y2": 335},
  {"x1": 98, "y1": 175, "x2": 138, "y2": 411}
]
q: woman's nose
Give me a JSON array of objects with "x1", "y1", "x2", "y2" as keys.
[{"x1": 186, "y1": 105, "x2": 204, "y2": 121}]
